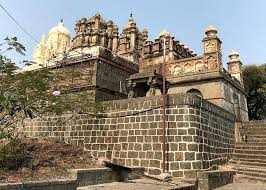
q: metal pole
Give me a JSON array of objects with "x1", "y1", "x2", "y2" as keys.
[{"x1": 162, "y1": 36, "x2": 167, "y2": 173}]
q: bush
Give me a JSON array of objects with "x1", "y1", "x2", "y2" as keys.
[{"x1": 0, "y1": 138, "x2": 31, "y2": 170}]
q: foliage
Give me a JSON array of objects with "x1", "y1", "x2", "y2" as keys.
[
  {"x1": 0, "y1": 138, "x2": 30, "y2": 170},
  {"x1": 0, "y1": 37, "x2": 98, "y2": 170},
  {"x1": 243, "y1": 64, "x2": 266, "y2": 120},
  {"x1": 0, "y1": 37, "x2": 97, "y2": 130}
]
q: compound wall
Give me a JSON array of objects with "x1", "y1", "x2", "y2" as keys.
[{"x1": 20, "y1": 94, "x2": 235, "y2": 178}]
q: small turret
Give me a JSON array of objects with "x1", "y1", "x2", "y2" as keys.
[
  {"x1": 202, "y1": 25, "x2": 222, "y2": 70},
  {"x1": 227, "y1": 50, "x2": 244, "y2": 86},
  {"x1": 205, "y1": 25, "x2": 218, "y2": 38}
]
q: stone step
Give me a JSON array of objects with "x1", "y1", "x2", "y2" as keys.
[
  {"x1": 235, "y1": 174, "x2": 266, "y2": 183},
  {"x1": 235, "y1": 145, "x2": 266, "y2": 150},
  {"x1": 234, "y1": 149, "x2": 266, "y2": 155},
  {"x1": 244, "y1": 138, "x2": 266, "y2": 143},
  {"x1": 233, "y1": 167, "x2": 266, "y2": 179},
  {"x1": 243, "y1": 127, "x2": 266, "y2": 132},
  {"x1": 77, "y1": 178, "x2": 195, "y2": 190},
  {"x1": 247, "y1": 135, "x2": 266, "y2": 139},
  {"x1": 243, "y1": 122, "x2": 266, "y2": 126},
  {"x1": 245, "y1": 131, "x2": 266, "y2": 135},
  {"x1": 232, "y1": 165, "x2": 266, "y2": 173},
  {"x1": 230, "y1": 160, "x2": 266, "y2": 168},
  {"x1": 233, "y1": 153, "x2": 266, "y2": 160},
  {"x1": 237, "y1": 142, "x2": 266, "y2": 146},
  {"x1": 232, "y1": 157, "x2": 266, "y2": 164},
  {"x1": 243, "y1": 121, "x2": 266, "y2": 125}
]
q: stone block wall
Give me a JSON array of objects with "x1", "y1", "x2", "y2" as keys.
[{"x1": 20, "y1": 94, "x2": 235, "y2": 178}]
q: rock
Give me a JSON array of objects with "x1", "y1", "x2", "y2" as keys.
[
  {"x1": 158, "y1": 173, "x2": 172, "y2": 182},
  {"x1": 98, "y1": 157, "x2": 110, "y2": 167}
]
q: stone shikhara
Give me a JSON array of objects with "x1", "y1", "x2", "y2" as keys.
[{"x1": 20, "y1": 94, "x2": 235, "y2": 178}]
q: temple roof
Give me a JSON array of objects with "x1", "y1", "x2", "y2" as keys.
[
  {"x1": 87, "y1": 12, "x2": 108, "y2": 24},
  {"x1": 49, "y1": 20, "x2": 71, "y2": 36}
]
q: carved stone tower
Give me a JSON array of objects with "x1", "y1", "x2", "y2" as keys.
[
  {"x1": 46, "y1": 20, "x2": 71, "y2": 60},
  {"x1": 28, "y1": 20, "x2": 71, "y2": 71},
  {"x1": 227, "y1": 50, "x2": 244, "y2": 86},
  {"x1": 32, "y1": 34, "x2": 46, "y2": 65},
  {"x1": 117, "y1": 14, "x2": 141, "y2": 63},
  {"x1": 202, "y1": 25, "x2": 222, "y2": 70}
]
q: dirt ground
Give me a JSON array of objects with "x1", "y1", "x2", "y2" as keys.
[{"x1": 0, "y1": 139, "x2": 102, "y2": 183}]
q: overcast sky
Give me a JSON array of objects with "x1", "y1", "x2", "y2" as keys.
[{"x1": 0, "y1": 0, "x2": 265, "y2": 67}]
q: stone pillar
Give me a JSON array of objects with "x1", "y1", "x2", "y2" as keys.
[
  {"x1": 127, "y1": 80, "x2": 136, "y2": 99},
  {"x1": 112, "y1": 25, "x2": 119, "y2": 52},
  {"x1": 234, "y1": 100, "x2": 242, "y2": 143}
]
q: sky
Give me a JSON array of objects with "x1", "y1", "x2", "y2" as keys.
[{"x1": 0, "y1": 0, "x2": 266, "y2": 67}]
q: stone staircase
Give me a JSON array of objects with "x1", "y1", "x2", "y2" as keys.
[{"x1": 230, "y1": 120, "x2": 266, "y2": 182}]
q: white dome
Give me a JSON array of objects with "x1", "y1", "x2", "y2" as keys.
[{"x1": 49, "y1": 21, "x2": 71, "y2": 36}]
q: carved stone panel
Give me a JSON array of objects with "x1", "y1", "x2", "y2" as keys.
[
  {"x1": 172, "y1": 65, "x2": 183, "y2": 75},
  {"x1": 204, "y1": 41, "x2": 216, "y2": 53},
  {"x1": 184, "y1": 63, "x2": 194, "y2": 73},
  {"x1": 205, "y1": 55, "x2": 218, "y2": 69},
  {"x1": 195, "y1": 61, "x2": 205, "y2": 72}
]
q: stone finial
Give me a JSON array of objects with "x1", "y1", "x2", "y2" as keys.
[
  {"x1": 128, "y1": 13, "x2": 136, "y2": 25},
  {"x1": 158, "y1": 30, "x2": 171, "y2": 38},
  {"x1": 228, "y1": 50, "x2": 240, "y2": 62},
  {"x1": 184, "y1": 45, "x2": 189, "y2": 50},
  {"x1": 179, "y1": 42, "x2": 184, "y2": 47},
  {"x1": 95, "y1": 11, "x2": 100, "y2": 17},
  {"x1": 142, "y1": 29, "x2": 148, "y2": 41},
  {"x1": 107, "y1": 20, "x2": 113, "y2": 27},
  {"x1": 205, "y1": 25, "x2": 218, "y2": 37},
  {"x1": 142, "y1": 29, "x2": 148, "y2": 35}
]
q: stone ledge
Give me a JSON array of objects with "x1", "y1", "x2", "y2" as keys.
[
  {"x1": 197, "y1": 170, "x2": 236, "y2": 190},
  {"x1": 0, "y1": 179, "x2": 76, "y2": 190},
  {"x1": 102, "y1": 93, "x2": 235, "y2": 122},
  {"x1": 0, "y1": 167, "x2": 145, "y2": 190}
]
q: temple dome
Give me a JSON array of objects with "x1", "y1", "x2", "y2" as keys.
[
  {"x1": 49, "y1": 20, "x2": 71, "y2": 36},
  {"x1": 229, "y1": 50, "x2": 239, "y2": 57},
  {"x1": 205, "y1": 25, "x2": 218, "y2": 37}
]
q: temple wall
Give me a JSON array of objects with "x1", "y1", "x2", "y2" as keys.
[
  {"x1": 19, "y1": 94, "x2": 235, "y2": 178},
  {"x1": 168, "y1": 80, "x2": 222, "y2": 106},
  {"x1": 221, "y1": 81, "x2": 248, "y2": 121},
  {"x1": 96, "y1": 60, "x2": 131, "y2": 94}
]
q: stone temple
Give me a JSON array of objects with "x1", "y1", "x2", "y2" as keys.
[
  {"x1": 21, "y1": 13, "x2": 251, "y2": 178},
  {"x1": 27, "y1": 13, "x2": 248, "y2": 121}
]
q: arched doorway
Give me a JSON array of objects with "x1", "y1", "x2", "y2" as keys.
[{"x1": 186, "y1": 88, "x2": 203, "y2": 98}]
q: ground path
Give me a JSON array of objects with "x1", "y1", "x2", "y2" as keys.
[{"x1": 215, "y1": 183, "x2": 266, "y2": 190}]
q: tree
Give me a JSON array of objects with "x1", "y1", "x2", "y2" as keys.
[
  {"x1": 243, "y1": 64, "x2": 266, "y2": 120},
  {"x1": 0, "y1": 37, "x2": 98, "y2": 171},
  {"x1": 0, "y1": 37, "x2": 96, "y2": 141}
]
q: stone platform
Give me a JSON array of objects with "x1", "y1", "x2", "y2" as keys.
[
  {"x1": 215, "y1": 183, "x2": 266, "y2": 190},
  {"x1": 77, "y1": 178, "x2": 195, "y2": 190}
]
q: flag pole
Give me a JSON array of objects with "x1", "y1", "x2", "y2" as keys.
[{"x1": 162, "y1": 35, "x2": 167, "y2": 173}]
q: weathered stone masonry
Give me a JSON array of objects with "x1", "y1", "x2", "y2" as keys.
[{"x1": 20, "y1": 94, "x2": 235, "y2": 178}]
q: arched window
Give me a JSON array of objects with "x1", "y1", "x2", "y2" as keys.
[
  {"x1": 233, "y1": 93, "x2": 239, "y2": 105},
  {"x1": 186, "y1": 89, "x2": 203, "y2": 97}
]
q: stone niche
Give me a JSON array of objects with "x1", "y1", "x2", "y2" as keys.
[{"x1": 20, "y1": 93, "x2": 235, "y2": 178}]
